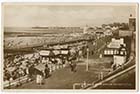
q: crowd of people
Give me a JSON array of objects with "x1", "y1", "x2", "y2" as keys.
[{"x1": 4, "y1": 47, "x2": 83, "y2": 86}]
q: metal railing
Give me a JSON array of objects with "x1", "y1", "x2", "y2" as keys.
[
  {"x1": 72, "y1": 56, "x2": 135, "y2": 89},
  {"x1": 84, "y1": 56, "x2": 135, "y2": 89},
  {"x1": 4, "y1": 75, "x2": 28, "y2": 89},
  {"x1": 4, "y1": 63, "x2": 68, "y2": 89}
]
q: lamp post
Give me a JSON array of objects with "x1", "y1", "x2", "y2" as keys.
[{"x1": 86, "y1": 47, "x2": 89, "y2": 71}]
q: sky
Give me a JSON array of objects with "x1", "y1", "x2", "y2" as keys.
[{"x1": 3, "y1": 3, "x2": 137, "y2": 27}]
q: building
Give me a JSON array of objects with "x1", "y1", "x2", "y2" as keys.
[
  {"x1": 119, "y1": 30, "x2": 133, "y2": 37},
  {"x1": 95, "y1": 28, "x2": 105, "y2": 38},
  {"x1": 104, "y1": 38, "x2": 126, "y2": 56},
  {"x1": 113, "y1": 55, "x2": 126, "y2": 67},
  {"x1": 113, "y1": 45, "x2": 127, "y2": 67},
  {"x1": 129, "y1": 14, "x2": 136, "y2": 56},
  {"x1": 129, "y1": 14, "x2": 136, "y2": 31},
  {"x1": 104, "y1": 28, "x2": 113, "y2": 36},
  {"x1": 104, "y1": 37, "x2": 127, "y2": 66}
]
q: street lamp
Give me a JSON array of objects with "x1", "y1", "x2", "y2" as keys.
[{"x1": 86, "y1": 47, "x2": 89, "y2": 71}]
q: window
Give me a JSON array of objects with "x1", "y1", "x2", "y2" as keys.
[
  {"x1": 111, "y1": 50, "x2": 113, "y2": 55},
  {"x1": 104, "y1": 50, "x2": 107, "y2": 55},
  {"x1": 120, "y1": 51, "x2": 124, "y2": 55}
]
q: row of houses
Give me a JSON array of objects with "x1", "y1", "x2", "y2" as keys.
[
  {"x1": 103, "y1": 15, "x2": 136, "y2": 67},
  {"x1": 83, "y1": 26, "x2": 115, "y2": 36}
]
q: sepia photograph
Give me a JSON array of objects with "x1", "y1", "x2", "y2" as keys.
[{"x1": 2, "y1": 3, "x2": 138, "y2": 90}]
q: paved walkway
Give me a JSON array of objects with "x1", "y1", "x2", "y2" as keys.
[
  {"x1": 13, "y1": 58, "x2": 112, "y2": 89},
  {"x1": 16, "y1": 65, "x2": 98, "y2": 89}
]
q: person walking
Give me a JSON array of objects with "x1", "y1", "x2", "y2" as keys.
[
  {"x1": 70, "y1": 60, "x2": 77, "y2": 72},
  {"x1": 44, "y1": 64, "x2": 50, "y2": 78}
]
